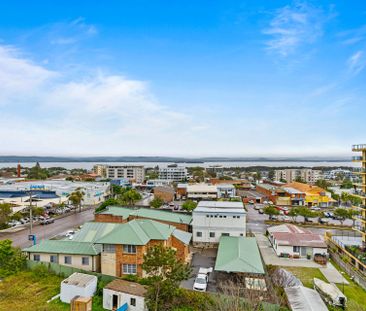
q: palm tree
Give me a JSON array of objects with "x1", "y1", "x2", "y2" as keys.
[{"x1": 68, "y1": 188, "x2": 85, "y2": 213}]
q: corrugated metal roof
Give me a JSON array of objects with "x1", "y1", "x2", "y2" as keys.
[
  {"x1": 72, "y1": 222, "x2": 119, "y2": 242},
  {"x1": 215, "y1": 236, "x2": 265, "y2": 274},
  {"x1": 99, "y1": 206, "x2": 192, "y2": 225},
  {"x1": 96, "y1": 219, "x2": 175, "y2": 245},
  {"x1": 23, "y1": 240, "x2": 101, "y2": 255},
  {"x1": 172, "y1": 229, "x2": 192, "y2": 245}
]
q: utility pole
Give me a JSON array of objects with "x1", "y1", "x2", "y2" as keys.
[{"x1": 29, "y1": 189, "x2": 33, "y2": 235}]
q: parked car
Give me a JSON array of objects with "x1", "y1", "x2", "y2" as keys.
[
  {"x1": 259, "y1": 209, "x2": 264, "y2": 214},
  {"x1": 65, "y1": 230, "x2": 75, "y2": 237},
  {"x1": 193, "y1": 267, "x2": 212, "y2": 292},
  {"x1": 319, "y1": 218, "x2": 330, "y2": 224},
  {"x1": 311, "y1": 207, "x2": 321, "y2": 211},
  {"x1": 248, "y1": 200, "x2": 254, "y2": 204},
  {"x1": 40, "y1": 218, "x2": 55, "y2": 225},
  {"x1": 304, "y1": 217, "x2": 313, "y2": 223},
  {"x1": 254, "y1": 205, "x2": 260, "y2": 210}
]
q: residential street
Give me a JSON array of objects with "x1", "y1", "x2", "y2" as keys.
[{"x1": 0, "y1": 208, "x2": 95, "y2": 248}]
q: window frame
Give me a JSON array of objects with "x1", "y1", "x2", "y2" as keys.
[
  {"x1": 82, "y1": 256, "x2": 90, "y2": 266},
  {"x1": 123, "y1": 244, "x2": 137, "y2": 254}
]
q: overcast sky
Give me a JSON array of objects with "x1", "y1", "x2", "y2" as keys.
[{"x1": 0, "y1": 1, "x2": 365, "y2": 157}]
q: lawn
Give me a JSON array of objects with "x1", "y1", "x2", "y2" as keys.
[
  {"x1": 280, "y1": 264, "x2": 366, "y2": 311},
  {"x1": 0, "y1": 270, "x2": 104, "y2": 311}
]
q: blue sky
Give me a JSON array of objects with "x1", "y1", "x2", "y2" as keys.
[{"x1": 0, "y1": 1, "x2": 365, "y2": 157}]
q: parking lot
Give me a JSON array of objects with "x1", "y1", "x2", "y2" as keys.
[{"x1": 181, "y1": 248, "x2": 218, "y2": 293}]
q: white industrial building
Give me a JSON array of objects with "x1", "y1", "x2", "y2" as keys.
[
  {"x1": 192, "y1": 201, "x2": 246, "y2": 245},
  {"x1": 216, "y1": 184, "x2": 236, "y2": 198},
  {"x1": 103, "y1": 279, "x2": 147, "y2": 311},
  {"x1": 158, "y1": 164, "x2": 187, "y2": 182},
  {"x1": 60, "y1": 272, "x2": 97, "y2": 303},
  {"x1": 106, "y1": 165, "x2": 145, "y2": 183},
  {"x1": 186, "y1": 184, "x2": 218, "y2": 200}
]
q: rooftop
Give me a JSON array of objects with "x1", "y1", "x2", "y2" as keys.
[
  {"x1": 197, "y1": 201, "x2": 244, "y2": 209},
  {"x1": 72, "y1": 222, "x2": 119, "y2": 243},
  {"x1": 99, "y1": 206, "x2": 192, "y2": 225},
  {"x1": 215, "y1": 236, "x2": 265, "y2": 274},
  {"x1": 62, "y1": 273, "x2": 97, "y2": 288},
  {"x1": 24, "y1": 240, "x2": 102, "y2": 255},
  {"x1": 186, "y1": 184, "x2": 217, "y2": 192},
  {"x1": 105, "y1": 279, "x2": 147, "y2": 297}
]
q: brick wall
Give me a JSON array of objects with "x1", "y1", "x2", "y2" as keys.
[{"x1": 95, "y1": 214, "x2": 126, "y2": 223}]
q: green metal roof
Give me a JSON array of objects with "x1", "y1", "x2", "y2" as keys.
[
  {"x1": 172, "y1": 229, "x2": 192, "y2": 245},
  {"x1": 72, "y1": 222, "x2": 119, "y2": 242},
  {"x1": 215, "y1": 237, "x2": 265, "y2": 274},
  {"x1": 23, "y1": 240, "x2": 101, "y2": 255},
  {"x1": 99, "y1": 206, "x2": 192, "y2": 225},
  {"x1": 95, "y1": 219, "x2": 175, "y2": 245}
]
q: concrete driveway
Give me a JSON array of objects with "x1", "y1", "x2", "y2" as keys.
[
  {"x1": 254, "y1": 233, "x2": 322, "y2": 268},
  {"x1": 181, "y1": 248, "x2": 218, "y2": 292}
]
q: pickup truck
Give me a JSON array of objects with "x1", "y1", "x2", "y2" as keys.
[{"x1": 193, "y1": 267, "x2": 213, "y2": 292}]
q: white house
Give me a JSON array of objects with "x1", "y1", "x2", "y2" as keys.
[
  {"x1": 216, "y1": 184, "x2": 236, "y2": 198},
  {"x1": 103, "y1": 279, "x2": 147, "y2": 311},
  {"x1": 267, "y1": 224, "x2": 328, "y2": 258},
  {"x1": 192, "y1": 201, "x2": 246, "y2": 245},
  {"x1": 60, "y1": 272, "x2": 97, "y2": 303},
  {"x1": 187, "y1": 184, "x2": 218, "y2": 200}
]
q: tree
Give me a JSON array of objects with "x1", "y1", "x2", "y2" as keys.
[
  {"x1": 181, "y1": 200, "x2": 197, "y2": 212},
  {"x1": 95, "y1": 198, "x2": 119, "y2": 213},
  {"x1": 296, "y1": 206, "x2": 317, "y2": 220},
  {"x1": 348, "y1": 209, "x2": 360, "y2": 227},
  {"x1": 341, "y1": 179, "x2": 353, "y2": 189},
  {"x1": 316, "y1": 179, "x2": 330, "y2": 190},
  {"x1": 263, "y1": 205, "x2": 280, "y2": 220},
  {"x1": 142, "y1": 244, "x2": 191, "y2": 311},
  {"x1": 0, "y1": 239, "x2": 26, "y2": 277},
  {"x1": 118, "y1": 189, "x2": 142, "y2": 206},
  {"x1": 0, "y1": 203, "x2": 12, "y2": 229},
  {"x1": 150, "y1": 197, "x2": 164, "y2": 209},
  {"x1": 333, "y1": 208, "x2": 349, "y2": 226},
  {"x1": 287, "y1": 207, "x2": 299, "y2": 222},
  {"x1": 268, "y1": 170, "x2": 275, "y2": 181},
  {"x1": 68, "y1": 188, "x2": 85, "y2": 212},
  {"x1": 27, "y1": 162, "x2": 48, "y2": 180}
]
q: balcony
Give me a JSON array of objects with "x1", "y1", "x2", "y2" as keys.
[
  {"x1": 354, "y1": 225, "x2": 366, "y2": 235},
  {"x1": 353, "y1": 144, "x2": 366, "y2": 151},
  {"x1": 353, "y1": 168, "x2": 366, "y2": 174},
  {"x1": 352, "y1": 189, "x2": 366, "y2": 198},
  {"x1": 353, "y1": 156, "x2": 365, "y2": 162}
]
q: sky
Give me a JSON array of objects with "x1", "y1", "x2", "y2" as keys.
[{"x1": 0, "y1": 0, "x2": 365, "y2": 157}]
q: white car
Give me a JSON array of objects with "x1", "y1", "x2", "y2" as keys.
[{"x1": 193, "y1": 273, "x2": 208, "y2": 292}]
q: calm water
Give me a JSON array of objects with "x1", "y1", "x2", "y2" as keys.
[{"x1": 0, "y1": 161, "x2": 355, "y2": 170}]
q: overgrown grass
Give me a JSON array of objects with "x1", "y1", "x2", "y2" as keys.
[{"x1": 279, "y1": 266, "x2": 327, "y2": 288}]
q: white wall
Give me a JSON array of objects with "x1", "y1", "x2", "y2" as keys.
[
  {"x1": 60, "y1": 276, "x2": 97, "y2": 303},
  {"x1": 103, "y1": 288, "x2": 147, "y2": 311}
]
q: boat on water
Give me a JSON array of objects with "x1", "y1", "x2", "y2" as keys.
[{"x1": 313, "y1": 277, "x2": 347, "y2": 308}]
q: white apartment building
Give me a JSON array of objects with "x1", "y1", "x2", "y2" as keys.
[
  {"x1": 192, "y1": 201, "x2": 246, "y2": 245},
  {"x1": 158, "y1": 164, "x2": 187, "y2": 182},
  {"x1": 216, "y1": 184, "x2": 236, "y2": 198},
  {"x1": 274, "y1": 169, "x2": 322, "y2": 184},
  {"x1": 186, "y1": 184, "x2": 218, "y2": 200},
  {"x1": 106, "y1": 165, "x2": 145, "y2": 184}
]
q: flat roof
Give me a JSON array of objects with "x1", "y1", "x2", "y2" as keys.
[
  {"x1": 197, "y1": 201, "x2": 244, "y2": 209},
  {"x1": 186, "y1": 184, "x2": 217, "y2": 192},
  {"x1": 105, "y1": 279, "x2": 147, "y2": 297},
  {"x1": 62, "y1": 273, "x2": 97, "y2": 287},
  {"x1": 215, "y1": 236, "x2": 265, "y2": 274}
]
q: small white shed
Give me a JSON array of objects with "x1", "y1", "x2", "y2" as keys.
[
  {"x1": 103, "y1": 279, "x2": 147, "y2": 311},
  {"x1": 60, "y1": 272, "x2": 98, "y2": 303}
]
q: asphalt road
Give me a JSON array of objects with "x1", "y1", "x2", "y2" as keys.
[{"x1": 0, "y1": 208, "x2": 95, "y2": 248}]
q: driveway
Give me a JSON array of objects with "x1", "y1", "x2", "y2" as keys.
[
  {"x1": 254, "y1": 233, "x2": 322, "y2": 268},
  {"x1": 181, "y1": 248, "x2": 218, "y2": 292}
]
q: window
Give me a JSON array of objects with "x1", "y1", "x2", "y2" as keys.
[
  {"x1": 104, "y1": 244, "x2": 116, "y2": 253},
  {"x1": 123, "y1": 245, "x2": 136, "y2": 254},
  {"x1": 209, "y1": 232, "x2": 215, "y2": 238},
  {"x1": 33, "y1": 254, "x2": 40, "y2": 261},
  {"x1": 222, "y1": 233, "x2": 230, "y2": 237},
  {"x1": 196, "y1": 231, "x2": 202, "y2": 237},
  {"x1": 50, "y1": 255, "x2": 57, "y2": 263},
  {"x1": 82, "y1": 257, "x2": 89, "y2": 265},
  {"x1": 293, "y1": 246, "x2": 300, "y2": 253},
  {"x1": 240, "y1": 233, "x2": 244, "y2": 236},
  {"x1": 64, "y1": 256, "x2": 72, "y2": 264},
  {"x1": 206, "y1": 215, "x2": 209, "y2": 218},
  {"x1": 130, "y1": 298, "x2": 136, "y2": 306},
  {"x1": 123, "y1": 264, "x2": 137, "y2": 275}
]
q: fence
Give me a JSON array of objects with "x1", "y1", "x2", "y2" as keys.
[{"x1": 27, "y1": 260, "x2": 116, "y2": 283}]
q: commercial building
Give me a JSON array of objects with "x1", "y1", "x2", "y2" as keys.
[
  {"x1": 158, "y1": 164, "x2": 187, "y2": 182},
  {"x1": 95, "y1": 206, "x2": 192, "y2": 231},
  {"x1": 192, "y1": 201, "x2": 246, "y2": 246},
  {"x1": 153, "y1": 186, "x2": 175, "y2": 203},
  {"x1": 285, "y1": 182, "x2": 333, "y2": 207},
  {"x1": 274, "y1": 169, "x2": 322, "y2": 184},
  {"x1": 96, "y1": 219, "x2": 191, "y2": 277},
  {"x1": 267, "y1": 224, "x2": 327, "y2": 259},
  {"x1": 145, "y1": 179, "x2": 171, "y2": 188},
  {"x1": 186, "y1": 184, "x2": 218, "y2": 200},
  {"x1": 255, "y1": 183, "x2": 305, "y2": 206},
  {"x1": 352, "y1": 144, "x2": 366, "y2": 246},
  {"x1": 216, "y1": 184, "x2": 236, "y2": 198},
  {"x1": 103, "y1": 279, "x2": 147, "y2": 311},
  {"x1": 106, "y1": 165, "x2": 145, "y2": 184}
]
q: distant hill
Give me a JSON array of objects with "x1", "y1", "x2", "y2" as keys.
[{"x1": 0, "y1": 155, "x2": 350, "y2": 163}]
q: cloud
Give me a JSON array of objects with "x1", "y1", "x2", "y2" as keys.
[
  {"x1": 263, "y1": 1, "x2": 328, "y2": 57},
  {"x1": 338, "y1": 25, "x2": 366, "y2": 45},
  {"x1": 347, "y1": 50, "x2": 366, "y2": 75}
]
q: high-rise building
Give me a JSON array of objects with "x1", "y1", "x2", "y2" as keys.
[
  {"x1": 352, "y1": 144, "x2": 366, "y2": 247},
  {"x1": 106, "y1": 165, "x2": 145, "y2": 183},
  {"x1": 158, "y1": 164, "x2": 187, "y2": 182},
  {"x1": 93, "y1": 164, "x2": 107, "y2": 177},
  {"x1": 274, "y1": 169, "x2": 322, "y2": 184}
]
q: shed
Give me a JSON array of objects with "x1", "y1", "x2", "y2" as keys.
[
  {"x1": 60, "y1": 273, "x2": 97, "y2": 303},
  {"x1": 103, "y1": 279, "x2": 147, "y2": 311}
]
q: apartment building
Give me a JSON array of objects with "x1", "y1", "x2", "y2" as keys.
[
  {"x1": 93, "y1": 164, "x2": 107, "y2": 177},
  {"x1": 106, "y1": 165, "x2": 145, "y2": 184},
  {"x1": 158, "y1": 164, "x2": 187, "y2": 182},
  {"x1": 274, "y1": 169, "x2": 322, "y2": 184},
  {"x1": 192, "y1": 201, "x2": 246, "y2": 246}
]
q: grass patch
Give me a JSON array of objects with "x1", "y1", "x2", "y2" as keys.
[
  {"x1": 0, "y1": 270, "x2": 104, "y2": 311},
  {"x1": 279, "y1": 266, "x2": 327, "y2": 288}
]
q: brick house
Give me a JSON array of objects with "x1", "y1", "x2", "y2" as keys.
[
  {"x1": 153, "y1": 186, "x2": 175, "y2": 203},
  {"x1": 96, "y1": 219, "x2": 192, "y2": 277},
  {"x1": 95, "y1": 206, "x2": 192, "y2": 232}
]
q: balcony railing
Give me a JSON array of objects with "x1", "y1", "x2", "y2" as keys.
[
  {"x1": 353, "y1": 144, "x2": 366, "y2": 151},
  {"x1": 353, "y1": 168, "x2": 366, "y2": 174},
  {"x1": 352, "y1": 190, "x2": 366, "y2": 197},
  {"x1": 353, "y1": 156, "x2": 365, "y2": 161},
  {"x1": 354, "y1": 225, "x2": 366, "y2": 233}
]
